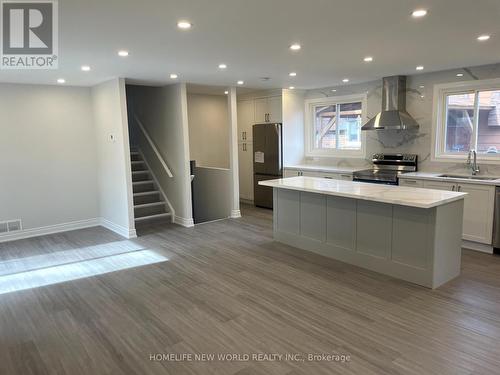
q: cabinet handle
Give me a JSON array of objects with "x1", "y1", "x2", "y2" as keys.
[
  {"x1": 458, "y1": 185, "x2": 462, "y2": 192},
  {"x1": 452, "y1": 186, "x2": 455, "y2": 191},
  {"x1": 405, "y1": 180, "x2": 417, "y2": 184}
]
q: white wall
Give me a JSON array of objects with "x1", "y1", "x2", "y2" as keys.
[
  {"x1": 187, "y1": 93, "x2": 229, "y2": 169},
  {"x1": 127, "y1": 83, "x2": 193, "y2": 226},
  {"x1": 282, "y1": 89, "x2": 305, "y2": 166},
  {"x1": 0, "y1": 83, "x2": 99, "y2": 237},
  {"x1": 92, "y1": 78, "x2": 136, "y2": 238}
]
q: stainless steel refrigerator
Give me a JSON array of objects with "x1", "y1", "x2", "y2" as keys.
[{"x1": 253, "y1": 123, "x2": 282, "y2": 209}]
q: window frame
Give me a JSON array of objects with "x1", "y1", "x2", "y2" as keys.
[
  {"x1": 432, "y1": 78, "x2": 500, "y2": 163},
  {"x1": 304, "y1": 94, "x2": 367, "y2": 158}
]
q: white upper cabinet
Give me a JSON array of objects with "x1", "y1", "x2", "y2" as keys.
[
  {"x1": 254, "y1": 98, "x2": 269, "y2": 123},
  {"x1": 237, "y1": 99, "x2": 255, "y2": 142},
  {"x1": 254, "y1": 96, "x2": 282, "y2": 123},
  {"x1": 267, "y1": 96, "x2": 283, "y2": 123}
]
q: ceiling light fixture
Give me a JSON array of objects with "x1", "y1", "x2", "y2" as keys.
[
  {"x1": 224, "y1": 91, "x2": 229, "y2": 95},
  {"x1": 289, "y1": 43, "x2": 301, "y2": 51},
  {"x1": 477, "y1": 34, "x2": 490, "y2": 41},
  {"x1": 456, "y1": 73, "x2": 464, "y2": 77},
  {"x1": 118, "y1": 50, "x2": 129, "y2": 57},
  {"x1": 177, "y1": 21, "x2": 192, "y2": 29},
  {"x1": 289, "y1": 72, "x2": 297, "y2": 77},
  {"x1": 81, "y1": 65, "x2": 91, "y2": 72},
  {"x1": 412, "y1": 9, "x2": 427, "y2": 18},
  {"x1": 363, "y1": 56, "x2": 373, "y2": 62},
  {"x1": 289, "y1": 86, "x2": 295, "y2": 90},
  {"x1": 331, "y1": 89, "x2": 337, "y2": 92},
  {"x1": 170, "y1": 73, "x2": 178, "y2": 79},
  {"x1": 342, "y1": 78, "x2": 349, "y2": 83},
  {"x1": 218, "y1": 63, "x2": 227, "y2": 69},
  {"x1": 57, "y1": 78, "x2": 65, "y2": 84},
  {"x1": 237, "y1": 80, "x2": 244, "y2": 85},
  {"x1": 416, "y1": 66, "x2": 424, "y2": 71},
  {"x1": 419, "y1": 85, "x2": 425, "y2": 89}
]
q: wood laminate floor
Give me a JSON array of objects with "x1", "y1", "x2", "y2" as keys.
[{"x1": 1, "y1": 205, "x2": 500, "y2": 375}]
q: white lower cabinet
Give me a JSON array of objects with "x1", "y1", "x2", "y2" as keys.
[
  {"x1": 283, "y1": 169, "x2": 353, "y2": 181},
  {"x1": 418, "y1": 180, "x2": 495, "y2": 245},
  {"x1": 399, "y1": 179, "x2": 424, "y2": 188}
]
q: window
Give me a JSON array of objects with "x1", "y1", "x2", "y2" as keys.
[
  {"x1": 433, "y1": 78, "x2": 500, "y2": 161},
  {"x1": 305, "y1": 94, "x2": 366, "y2": 158}
]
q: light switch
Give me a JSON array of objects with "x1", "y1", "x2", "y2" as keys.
[{"x1": 109, "y1": 134, "x2": 117, "y2": 142}]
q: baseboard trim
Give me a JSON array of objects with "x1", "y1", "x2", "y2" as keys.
[
  {"x1": 462, "y1": 240, "x2": 493, "y2": 254},
  {"x1": 100, "y1": 218, "x2": 137, "y2": 239},
  {"x1": 231, "y1": 210, "x2": 242, "y2": 219},
  {"x1": 0, "y1": 218, "x2": 100, "y2": 243},
  {"x1": 174, "y1": 216, "x2": 195, "y2": 228}
]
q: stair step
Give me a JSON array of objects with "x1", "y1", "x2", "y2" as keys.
[
  {"x1": 133, "y1": 180, "x2": 154, "y2": 186},
  {"x1": 130, "y1": 151, "x2": 139, "y2": 155},
  {"x1": 132, "y1": 170, "x2": 149, "y2": 174},
  {"x1": 134, "y1": 202, "x2": 165, "y2": 209},
  {"x1": 134, "y1": 191, "x2": 160, "y2": 197},
  {"x1": 131, "y1": 161, "x2": 144, "y2": 165},
  {"x1": 135, "y1": 213, "x2": 172, "y2": 222}
]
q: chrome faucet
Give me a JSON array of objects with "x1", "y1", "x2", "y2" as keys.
[{"x1": 467, "y1": 150, "x2": 480, "y2": 175}]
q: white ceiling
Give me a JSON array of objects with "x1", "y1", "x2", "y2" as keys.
[{"x1": 1, "y1": 0, "x2": 500, "y2": 89}]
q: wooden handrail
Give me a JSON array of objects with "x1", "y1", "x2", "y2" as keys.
[{"x1": 134, "y1": 115, "x2": 173, "y2": 178}]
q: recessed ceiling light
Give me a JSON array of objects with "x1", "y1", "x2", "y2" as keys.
[
  {"x1": 289, "y1": 43, "x2": 301, "y2": 51},
  {"x1": 412, "y1": 9, "x2": 427, "y2": 18},
  {"x1": 224, "y1": 91, "x2": 229, "y2": 95},
  {"x1": 363, "y1": 56, "x2": 373, "y2": 62},
  {"x1": 118, "y1": 50, "x2": 129, "y2": 57},
  {"x1": 416, "y1": 66, "x2": 424, "y2": 71},
  {"x1": 289, "y1": 86, "x2": 295, "y2": 90},
  {"x1": 419, "y1": 85, "x2": 425, "y2": 89},
  {"x1": 177, "y1": 21, "x2": 192, "y2": 29},
  {"x1": 218, "y1": 63, "x2": 227, "y2": 69},
  {"x1": 331, "y1": 89, "x2": 337, "y2": 92},
  {"x1": 81, "y1": 65, "x2": 91, "y2": 72},
  {"x1": 289, "y1": 72, "x2": 297, "y2": 77},
  {"x1": 477, "y1": 34, "x2": 490, "y2": 41},
  {"x1": 170, "y1": 73, "x2": 178, "y2": 79},
  {"x1": 57, "y1": 78, "x2": 65, "y2": 84},
  {"x1": 456, "y1": 73, "x2": 464, "y2": 77},
  {"x1": 237, "y1": 80, "x2": 244, "y2": 85},
  {"x1": 342, "y1": 78, "x2": 349, "y2": 83}
]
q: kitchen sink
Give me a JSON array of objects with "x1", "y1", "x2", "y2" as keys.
[{"x1": 438, "y1": 174, "x2": 499, "y2": 181}]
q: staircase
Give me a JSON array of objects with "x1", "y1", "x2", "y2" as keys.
[{"x1": 130, "y1": 150, "x2": 172, "y2": 223}]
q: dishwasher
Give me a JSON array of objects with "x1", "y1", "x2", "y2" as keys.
[{"x1": 494, "y1": 187, "x2": 500, "y2": 254}]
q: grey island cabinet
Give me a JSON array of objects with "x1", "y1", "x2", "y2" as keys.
[{"x1": 259, "y1": 176, "x2": 468, "y2": 289}]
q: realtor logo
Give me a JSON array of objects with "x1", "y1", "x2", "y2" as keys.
[{"x1": 1, "y1": 0, "x2": 58, "y2": 69}]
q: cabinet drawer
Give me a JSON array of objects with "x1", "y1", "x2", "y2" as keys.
[{"x1": 399, "y1": 179, "x2": 424, "y2": 188}]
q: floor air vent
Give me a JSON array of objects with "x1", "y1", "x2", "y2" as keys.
[{"x1": 0, "y1": 220, "x2": 22, "y2": 234}]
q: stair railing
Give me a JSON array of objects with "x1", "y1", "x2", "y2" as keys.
[{"x1": 134, "y1": 115, "x2": 173, "y2": 178}]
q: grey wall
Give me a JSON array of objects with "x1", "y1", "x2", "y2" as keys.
[
  {"x1": 304, "y1": 63, "x2": 500, "y2": 174},
  {"x1": 0, "y1": 83, "x2": 99, "y2": 230},
  {"x1": 92, "y1": 79, "x2": 135, "y2": 237},
  {"x1": 127, "y1": 83, "x2": 193, "y2": 225},
  {"x1": 187, "y1": 93, "x2": 230, "y2": 169}
]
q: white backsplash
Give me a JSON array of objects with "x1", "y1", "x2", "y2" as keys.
[{"x1": 303, "y1": 62, "x2": 500, "y2": 176}]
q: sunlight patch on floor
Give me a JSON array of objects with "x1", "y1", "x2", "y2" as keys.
[{"x1": 0, "y1": 243, "x2": 168, "y2": 295}]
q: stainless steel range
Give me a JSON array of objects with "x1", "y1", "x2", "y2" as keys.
[{"x1": 353, "y1": 154, "x2": 418, "y2": 185}]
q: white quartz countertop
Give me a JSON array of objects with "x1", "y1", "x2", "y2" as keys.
[
  {"x1": 285, "y1": 164, "x2": 364, "y2": 174},
  {"x1": 400, "y1": 172, "x2": 500, "y2": 186},
  {"x1": 259, "y1": 176, "x2": 467, "y2": 209}
]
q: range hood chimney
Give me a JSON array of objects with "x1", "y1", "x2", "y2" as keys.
[{"x1": 361, "y1": 76, "x2": 419, "y2": 131}]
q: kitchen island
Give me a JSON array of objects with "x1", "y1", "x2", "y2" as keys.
[{"x1": 259, "y1": 176, "x2": 468, "y2": 288}]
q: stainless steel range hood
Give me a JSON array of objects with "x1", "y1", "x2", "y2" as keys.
[{"x1": 361, "y1": 76, "x2": 419, "y2": 131}]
